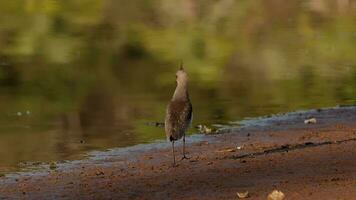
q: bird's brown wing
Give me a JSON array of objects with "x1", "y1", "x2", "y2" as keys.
[{"x1": 165, "y1": 100, "x2": 192, "y2": 141}]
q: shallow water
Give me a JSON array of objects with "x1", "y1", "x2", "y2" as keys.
[{"x1": 0, "y1": 0, "x2": 355, "y2": 172}]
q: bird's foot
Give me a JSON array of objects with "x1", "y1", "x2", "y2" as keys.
[
  {"x1": 181, "y1": 155, "x2": 190, "y2": 160},
  {"x1": 171, "y1": 163, "x2": 179, "y2": 168}
]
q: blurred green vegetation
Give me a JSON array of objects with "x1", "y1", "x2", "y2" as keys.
[{"x1": 0, "y1": 0, "x2": 356, "y2": 171}]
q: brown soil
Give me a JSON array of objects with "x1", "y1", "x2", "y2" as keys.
[{"x1": 1, "y1": 106, "x2": 356, "y2": 199}]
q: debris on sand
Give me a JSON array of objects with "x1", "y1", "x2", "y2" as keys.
[
  {"x1": 216, "y1": 148, "x2": 235, "y2": 153},
  {"x1": 236, "y1": 145, "x2": 244, "y2": 150},
  {"x1": 196, "y1": 124, "x2": 218, "y2": 134},
  {"x1": 49, "y1": 162, "x2": 57, "y2": 170},
  {"x1": 196, "y1": 124, "x2": 211, "y2": 134},
  {"x1": 304, "y1": 118, "x2": 317, "y2": 124},
  {"x1": 217, "y1": 145, "x2": 244, "y2": 153},
  {"x1": 95, "y1": 169, "x2": 105, "y2": 176},
  {"x1": 237, "y1": 191, "x2": 249, "y2": 198},
  {"x1": 267, "y1": 190, "x2": 285, "y2": 200}
]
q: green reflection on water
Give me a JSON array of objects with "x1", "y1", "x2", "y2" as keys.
[{"x1": 0, "y1": 0, "x2": 355, "y2": 172}]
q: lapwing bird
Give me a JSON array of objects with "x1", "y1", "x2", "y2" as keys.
[{"x1": 165, "y1": 64, "x2": 193, "y2": 166}]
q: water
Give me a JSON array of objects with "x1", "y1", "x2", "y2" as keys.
[{"x1": 0, "y1": 0, "x2": 355, "y2": 172}]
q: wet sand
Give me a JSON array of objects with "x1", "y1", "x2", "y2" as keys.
[{"x1": 1, "y1": 106, "x2": 356, "y2": 199}]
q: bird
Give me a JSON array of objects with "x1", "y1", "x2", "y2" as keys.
[{"x1": 165, "y1": 63, "x2": 193, "y2": 166}]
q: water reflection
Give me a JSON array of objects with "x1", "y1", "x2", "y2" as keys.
[{"x1": 0, "y1": 0, "x2": 355, "y2": 172}]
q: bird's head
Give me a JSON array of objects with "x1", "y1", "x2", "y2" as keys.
[{"x1": 176, "y1": 64, "x2": 188, "y2": 85}]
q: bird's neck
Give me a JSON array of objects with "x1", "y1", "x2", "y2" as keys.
[{"x1": 172, "y1": 82, "x2": 189, "y2": 101}]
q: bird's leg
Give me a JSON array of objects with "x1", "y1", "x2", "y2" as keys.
[
  {"x1": 181, "y1": 134, "x2": 189, "y2": 160},
  {"x1": 172, "y1": 141, "x2": 177, "y2": 167}
]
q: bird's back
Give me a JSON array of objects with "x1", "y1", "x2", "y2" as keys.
[{"x1": 165, "y1": 99, "x2": 192, "y2": 141}]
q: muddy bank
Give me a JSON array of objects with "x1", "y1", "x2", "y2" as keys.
[{"x1": 1, "y1": 106, "x2": 356, "y2": 199}]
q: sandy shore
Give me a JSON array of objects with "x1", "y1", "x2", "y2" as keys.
[{"x1": 1, "y1": 106, "x2": 356, "y2": 199}]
